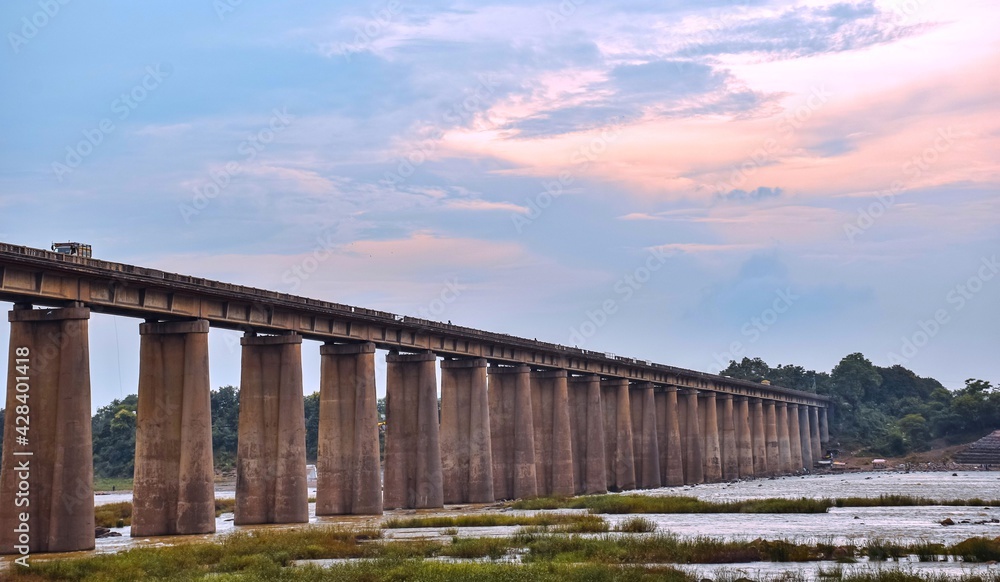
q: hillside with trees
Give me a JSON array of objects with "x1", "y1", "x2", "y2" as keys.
[
  {"x1": 721, "y1": 353, "x2": 999, "y2": 455},
  {"x1": 0, "y1": 353, "x2": 995, "y2": 479}
]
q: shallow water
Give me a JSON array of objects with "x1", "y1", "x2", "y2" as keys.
[
  {"x1": 645, "y1": 471, "x2": 1000, "y2": 503},
  {"x1": 680, "y1": 558, "x2": 1000, "y2": 582}
]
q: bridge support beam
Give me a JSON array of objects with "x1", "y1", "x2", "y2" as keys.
[
  {"x1": 656, "y1": 387, "x2": 684, "y2": 486},
  {"x1": 1, "y1": 305, "x2": 94, "y2": 554},
  {"x1": 488, "y1": 364, "x2": 537, "y2": 500},
  {"x1": 764, "y1": 401, "x2": 780, "y2": 475},
  {"x1": 630, "y1": 383, "x2": 661, "y2": 489},
  {"x1": 681, "y1": 390, "x2": 703, "y2": 484},
  {"x1": 133, "y1": 320, "x2": 215, "y2": 537},
  {"x1": 530, "y1": 370, "x2": 574, "y2": 497},
  {"x1": 776, "y1": 402, "x2": 793, "y2": 475},
  {"x1": 735, "y1": 397, "x2": 754, "y2": 478},
  {"x1": 384, "y1": 351, "x2": 443, "y2": 509},
  {"x1": 441, "y1": 358, "x2": 494, "y2": 504},
  {"x1": 810, "y1": 406, "x2": 823, "y2": 463},
  {"x1": 751, "y1": 398, "x2": 767, "y2": 476},
  {"x1": 820, "y1": 407, "x2": 830, "y2": 447},
  {"x1": 317, "y1": 342, "x2": 382, "y2": 516},
  {"x1": 788, "y1": 404, "x2": 804, "y2": 472},
  {"x1": 797, "y1": 405, "x2": 813, "y2": 471},
  {"x1": 701, "y1": 392, "x2": 722, "y2": 482},
  {"x1": 568, "y1": 375, "x2": 606, "y2": 495},
  {"x1": 719, "y1": 395, "x2": 738, "y2": 480},
  {"x1": 236, "y1": 333, "x2": 308, "y2": 525},
  {"x1": 601, "y1": 378, "x2": 636, "y2": 491}
]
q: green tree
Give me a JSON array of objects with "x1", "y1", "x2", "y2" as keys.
[
  {"x1": 830, "y1": 353, "x2": 882, "y2": 407},
  {"x1": 91, "y1": 395, "x2": 139, "y2": 478},
  {"x1": 377, "y1": 396, "x2": 387, "y2": 461},
  {"x1": 211, "y1": 385, "x2": 240, "y2": 470},
  {"x1": 898, "y1": 413, "x2": 931, "y2": 451},
  {"x1": 721, "y1": 357, "x2": 771, "y2": 383},
  {"x1": 304, "y1": 392, "x2": 320, "y2": 462}
]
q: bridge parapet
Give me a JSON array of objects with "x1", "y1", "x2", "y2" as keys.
[{"x1": 0, "y1": 242, "x2": 830, "y2": 407}]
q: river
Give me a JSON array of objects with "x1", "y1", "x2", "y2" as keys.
[{"x1": 22, "y1": 469, "x2": 1000, "y2": 578}]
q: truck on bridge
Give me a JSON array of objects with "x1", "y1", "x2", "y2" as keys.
[{"x1": 51, "y1": 241, "x2": 92, "y2": 257}]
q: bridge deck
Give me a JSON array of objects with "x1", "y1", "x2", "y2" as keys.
[{"x1": 0, "y1": 242, "x2": 828, "y2": 405}]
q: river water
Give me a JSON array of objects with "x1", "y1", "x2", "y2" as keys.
[{"x1": 21, "y1": 470, "x2": 1000, "y2": 577}]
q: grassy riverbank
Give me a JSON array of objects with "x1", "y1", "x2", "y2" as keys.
[
  {"x1": 383, "y1": 513, "x2": 610, "y2": 532},
  {"x1": 94, "y1": 498, "x2": 239, "y2": 528},
  {"x1": 8, "y1": 527, "x2": 1000, "y2": 581},
  {"x1": 92, "y1": 477, "x2": 133, "y2": 492},
  {"x1": 91, "y1": 492, "x2": 1000, "y2": 529}
]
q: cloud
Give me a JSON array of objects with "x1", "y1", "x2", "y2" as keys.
[
  {"x1": 718, "y1": 186, "x2": 784, "y2": 203},
  {"x1": 619, "y1": 212, "x2": 662, "y2": 221},
  {"x1": 672, "y1": 1, "x2": 928, "y2": 60},
  {"x1": 648, "y1": 242, "x2": 764, "y2": 255},
  {"x1": 444, "y1": 199, "x2": 530, "y2": 213}
]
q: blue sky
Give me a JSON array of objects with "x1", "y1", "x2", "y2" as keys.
[{"x1": 1, "y1": 0, "x2": 998, "y2": 410}]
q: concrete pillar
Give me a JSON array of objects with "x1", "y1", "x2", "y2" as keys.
[
  {"x1": 719, "y1": 395, "x2": 738, "y2": 480},
  {"x1": 734, "y1": 397, "x2": 754, "y2": 478},
  {"x1": 681, "y1": 389, "x2": 703, "y2": 484},
  {"x1": 384, "y1": 351, "x2": 443, "y2": 509},
  {"x1": 600, "y1": 378, "x2": 635, "y2": 491},
  {"x1": 751, "y1": 398, "x2": 767, "y2": 476},
  {"x1": 530, "y1": 370, "x2": 575, "y2": 497},
  {"x1": 1, "y1": 305, "x2": 94, "y2": 554},
  {"x1": 316, "y1": 342, "x2": 382, "y2": 516},
  {"x1": 776, "y1": 402, "x2": 792, "y2": 475},
  {"x1": 788, "y1": 404, "x2": 803, "y2": 472},
  {"x1": 810, "y1": 406, "x2": 823, "y2": 462},
  {"x1": 488, "y1": 364, "x2": 537, "y2": 500},
  {"x1": 568, "y1": 375, "x2": 607, "y2": 495},
  {"x1": 656, "y1": 387, "x2": 684, "y2": 486},
  {"x1": 235, "y1": 333, "x2": 308, "y2": 525},
  {"x1": 764, "y1": 400, "x2": 780, "y2": 476},
  {"x1": 798, "y1": 404, "x2": 813, "y2": 471},
  {"x1": 630, "y1": 383, "x2": 661, "y2": 490},
  {"x1": 133, "y1": 320, "x2": 215, "y2": 537},
  {"x1": 701, "y1": 392, "x2": 722, "y2": 483},
  {"x1": 440, "y1": 358, "x2": 494, "y2": 504},
  {"x1": 819, "y1": 406, "x2": 830, "y2": 447}
]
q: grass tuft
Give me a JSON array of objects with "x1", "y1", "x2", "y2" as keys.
[
  {"x1": 382, "y1": 512, "x2": 603, "y2": 530},
  {"x1": 616, "y1": 516, "x2": 657, "y2": 533}
]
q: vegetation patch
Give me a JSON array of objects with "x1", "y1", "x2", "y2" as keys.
[
  {"x1": 93, "y1": 476, "x2": 133, "y2": 492},
  {"x1": 513, "y1": 493, "x2": 1000, "y2": 515},
  {"x1": 94, "y1": 502, "x2": 133, "y2": 529},
  {"x1": 215, "y1": 498, "x2": 237, "y2": 516},
  {"x1": 10, "y1": 529, "x2": 1000, "y2": 581},
  {"x1": 616, "y1": 517, "x2": 657, "y2": 533},
  {"x1": 951, "y1": 536, "x2": 1000, "y2": 562},
  {"x1": 382, "y1": 513, "x2": 604, "y2": 529}
]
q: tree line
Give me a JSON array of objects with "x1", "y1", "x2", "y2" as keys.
[
  {"x1": 721, "y1": 353, "x2": 999, "y2": 456},
  {"x1": 0, "y1": 352, "x2": 995, "y2": 478}
]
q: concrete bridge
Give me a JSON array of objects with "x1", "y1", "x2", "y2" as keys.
[{"x1": 0, "y1": 242, "x2": 830, "y2": 553}]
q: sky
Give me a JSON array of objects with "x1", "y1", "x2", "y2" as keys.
[{"x1": 1, "y1": 0, "x2": 997, "y2": 411}]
